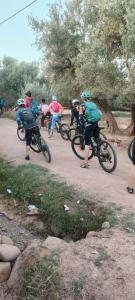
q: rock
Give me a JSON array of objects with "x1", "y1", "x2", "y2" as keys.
[
  {"x1": 7, "y1": 240, "x2": 49, "y2": 294},
  {"x1": 27, "y1": 208, "x2": 39, "y2": 216},
  {"x1": 0, "y1": 244, "x2": 20, "y2": 262},
  {"x1": 102, "y1": 221, "x2": 110, "y2": 230},
  {"x1": 0, "y1": 262, "x2": 11, "y2": 283},
  {"x1": 0, "y1": 235, "x2": 14, "y2": 245},
  {"x1": 42, "y1": 236, "x2": 67, "y2": 252}
]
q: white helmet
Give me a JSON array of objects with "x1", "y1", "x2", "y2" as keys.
[
  {"x1": 17, "y1": 98, "x2": 25, "y2": 106},
  {"x1": 72, "y1": 99, "x2": 80, "y2": 105}
]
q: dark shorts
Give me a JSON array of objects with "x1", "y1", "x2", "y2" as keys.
[
  {"x1": 132, "y1": 139, "x2": 135, "y2": 165},
  {"x1": 25, "y1": 126, "x2": 39, "y2": 146},
  {"x1": 84, "y1": 123, "x2": 99, "y2": 145}
]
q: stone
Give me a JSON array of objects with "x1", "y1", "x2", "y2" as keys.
[
  {"x1": 27, "y1": 208, "x2": 39, "y2": 216},
  {"x1": 0, "y1": 235, "x2": 14, "y2": 245},
  {"x1": 42, "y1": 236, "x2": 67, "y2": 252},
  {"x1": 0, "y1": 244, "x2": 20, "y2": 262},
  {"x1": 7, "y1": 240, "x2": 47, "y2": 294},
  {"x1": 0, "y1": 262, "x2": 11, "y2": 283},
  {"x1": 102, "y1": 221, "x2": 110, "y2": 230}
]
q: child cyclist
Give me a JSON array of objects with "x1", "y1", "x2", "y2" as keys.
[
  {"x1": 16, "y1": 98, "x2": 39, "y2": 160},
  {"x1": 80, "y1": 91, "x2": 102, "y2": 168}
]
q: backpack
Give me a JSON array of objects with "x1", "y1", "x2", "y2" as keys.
[
  {"x1": 30, "y1": 98, "x2": 39, "y2": 114},
  {"x1": 85, "y1": 102, "x2": 102, "y2": 123},
  {"x1": 19, "y1": 108, "x2": 35, "y2": 126},
  {"x1": 51, "y1": 101, "x2": 60, "y2": 113}
]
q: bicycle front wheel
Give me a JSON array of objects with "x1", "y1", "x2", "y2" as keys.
[
  {"x1": 60, "y1": 123, "x2": 70, "y2": 140},
  {"x1": 71, "y1": 135, "x2": 93, "y2": 160},
  {"x1": 17, "y1": 127, "x2": 25, "y2": 141},
  {"x1": 98, "y1": 141, "x2": 117, "y2": 173},
  {"x1": 40, "y1": 137, "x2": 51, "y2": 163}
]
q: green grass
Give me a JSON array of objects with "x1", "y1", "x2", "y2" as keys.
[
  {"x1": 20, "y1": 252, "x2": 60, "y2": 300},
  {"x1": 112, "y1": 111, "x2": 131, "y2": 118},
  {"x1": 0, "y1": 158, "x2": 118, "y2": 241},
  {"x1": 3, "y1": 111, "x2": 16, "y2": 120},
  {"x1": 94, "y1": 247, "x2": 110, "y2": 267},
  {"x1": 122, "y1": 212, "x2": 135, "y2": 234}
]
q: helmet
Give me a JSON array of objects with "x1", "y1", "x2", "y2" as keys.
[
  {"x1": 52, "y1": 95, "x2": 59, "y2": 101},
  {"x1": 17, "y1": 98, "x2": 25, "y2": 106},
  {"x1": 72, "y1": 99, "x2": 80, "y2": 105},
  {"x1": 25, "y1": 91, "x2": 32, "y2": 97},
  {"x1": 81, "y1": 91, "x2": 93, "y2": 99}
]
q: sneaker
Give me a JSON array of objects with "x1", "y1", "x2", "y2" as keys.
[{"x1": 25, "y1": 155, "x2": 30, "y2": 160}]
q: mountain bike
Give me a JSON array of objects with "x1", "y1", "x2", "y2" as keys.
[
  {"x1": 71, "y1": 128, "x2": 117, "y2": 173},
  {"x1": 48, "y1": 117, "x2": 70, "y2": 140},
  {"x1": 30, "y1": 128, "x2": 51, "y2": 163}
]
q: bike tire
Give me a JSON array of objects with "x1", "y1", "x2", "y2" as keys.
[
  {"x1": 60, "y1": 123, "x2": 70, "y2": 140},
  {"x1": 17, "y1": 127, "x2": 25, "y2": 141},
  {"x1": 68, "y1": 128, "x2": 78, "y2": 141},
  {"x1": 71, "y1": 135, "x2": 93, "y2": 160},
  {"x1": 128, "y1": 138, "x2": 134, "y2": 161},
  {"x1": 30, "y1": 133, "x2": 40, "y2": 153},
  {"x1": 98, "y1": 140, "x2": 117, "y2": 173},
  {"x1": 40, "y1": 137, "x2": 51, "y2": 163},
  {"x1": 99, "y1": 132, "x2": 107, "y2": 140}
]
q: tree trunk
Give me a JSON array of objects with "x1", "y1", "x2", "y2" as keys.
[
  {"x1": 122, "y1": 104, "x2": 135, "y2": 136},
  {"x1": 93, "y1": 98, "x2": 120, "y2": 134}
]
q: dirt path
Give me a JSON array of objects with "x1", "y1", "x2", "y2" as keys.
[{"x1": 0, "y1": 118, "x2": 134, "y2": 210}]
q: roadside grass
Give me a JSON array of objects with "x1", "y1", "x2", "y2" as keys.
[
  {"x1": 94, "y1": 247, "x2": 110, "y2": 267},
  {"x1": 0, "y1": 158, "x2": 119, "y2": 241},
  {"x1": 122, "y1": 212, "x2": 135, "y2": 234},
  {"x1": 20, "y1": 252, "x2": 60, "y2": 300},
  {"x1": 112, "y1": 111, "x2": 131, "y2": 118}
]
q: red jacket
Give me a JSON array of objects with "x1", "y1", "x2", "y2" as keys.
[{"x1": 25, "y1": 96, "x2": 33, "y2": 108}]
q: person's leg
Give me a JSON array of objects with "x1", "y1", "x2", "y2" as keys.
[
  {"x1": 49, "y1": 114, "x2": 56, "y2": 137},
  {"x1": 25, "y1": 129, "x2": 32, "y2": 160},
  {"x1": 80, "y1": 125, "x2": 93, "y2": 168},
  {"x1": 41, "y1": 114, "x2": 45, "y2": 127},
  {"x1": 127, "y1": 139, "x2": 135, "y2": 193}
]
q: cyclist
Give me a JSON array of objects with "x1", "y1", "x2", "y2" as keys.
[
  {"x1": 16, "y1": 98, "x2": 39, "y2": 160},
  {"x1": 70, "y1": 99, "x2": 80, "y2": 126},
  {"x1": 80, "y1": 91, "x2": 102, "y2": 168},
  {"x1": 39, "y1": 98, "x2": 50, "y2": 128},
  {"x1": 46, "y1": 95, "x2": 64, "y2": 137},
  {"x1": 25, "y1": 91, "x2": 39, "y2": 119}
]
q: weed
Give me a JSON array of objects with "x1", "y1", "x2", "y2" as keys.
[
  {"x1": 94, "y1": 248, "x2": 110, "y2": 267},
  {"x1": 122, "y1": 212, "x2": 135, "y2": 234},
  {"x1": 20, "y1": 252, "x2": 60, "y2": 300},
  {"x1": 72, "y1": 275, "x2": 85, "y2": 297}
]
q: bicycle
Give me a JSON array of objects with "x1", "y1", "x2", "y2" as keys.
[
  {"x1": 17, "y1": 126, "x2": 25, "y2": 141},
  {"x1": 30, "y1": 128, "x2": 51, "y2": 163},
  {"x1": 71, "y1": 127, "x2": 117, "y2": 173},
  {"x1": 49, "y1": 117, "x2": 70, "y2": 140},
  {"x1": 68, "y1": 121, "x2": 107, "y2": 142}
]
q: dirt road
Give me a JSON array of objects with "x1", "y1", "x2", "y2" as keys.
[{"x1": 0, "y1": 118, "x2": 134, "y2": 210}]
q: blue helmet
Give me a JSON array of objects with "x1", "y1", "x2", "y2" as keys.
[
  {"x1": 52, "y1": 95, "x2": 59, "y2": 101},
  {"x1": 81, "y1": 91, "x2": 93, "y2": 99}
]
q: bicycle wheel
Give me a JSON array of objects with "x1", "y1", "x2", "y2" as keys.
[
  {"x1": 99, "y1": 132, "x2": 107, "y2": 140},
  {"x1": 17, "y1": 127, "x2": 25, "y2": 141},
  {"x1": 68, "y1": 128, "x2": 78, "y2": 141},
  {"x1": 40, "y1": 137, "x2": 51, "y2": 163},
  {"x1": 98, "y1": 140, "x2": 117, "y2": 173},
  {"x1": 36, "y1": 114, "x2": 42, "y2": 129},
  {"x1": 128, "y1": 138, "x2": 134, "y2": 161},
  {"x1": 71, "y1": 135, "x2": 93, "y2": 160},
  {"x1": 60, "y1": 123, "x2": 70, "y2": 140},
  {"x1": 30, "y1": 133, "x2": 40, "y2": 153}
]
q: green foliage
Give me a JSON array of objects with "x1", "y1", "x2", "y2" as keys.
[
  {"x1": 30, "y1": 0, "x2": 135, "y2": 109},
  {"x1": 0, "y1": 160, "x2": 117, "y2": 241}
]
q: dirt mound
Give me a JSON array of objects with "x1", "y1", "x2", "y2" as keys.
[{"x1": 4, "y1": 229, "x2": 135, "y2": 300}]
